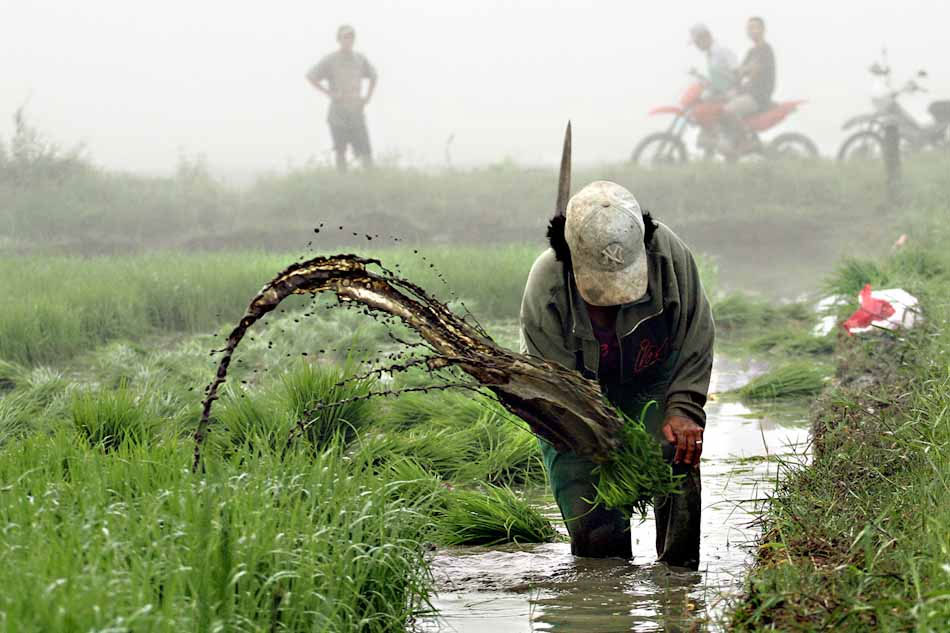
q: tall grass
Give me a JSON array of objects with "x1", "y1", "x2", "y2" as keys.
[
  {"x1": 5, "y1": 114, "x2": 947, "y2": 254},
  {"x1": 0, "y1": 433, "x2": 435, "y2": 632},
  {"x1": 0, "y1": 246, "x2": 537, "y2": 366}
]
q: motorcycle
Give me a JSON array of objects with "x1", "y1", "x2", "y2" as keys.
[
  {"x1": 837, "y1": 59, "x2": 950, "y2": 161},
  {"x1": 632, "y1": 71, "x2": 818, "y2": 165}
]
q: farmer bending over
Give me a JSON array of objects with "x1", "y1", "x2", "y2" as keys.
[{"x1": 520, "y1": 180, "x2": 713, "y2": 569}]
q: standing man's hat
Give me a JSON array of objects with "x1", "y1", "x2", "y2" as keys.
[{"x1": 564, "y1": 181, "x2": 648, "y2": 306}]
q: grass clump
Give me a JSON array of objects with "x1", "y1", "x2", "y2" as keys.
[
  {"x1": 733, "y1": 362, "x2": 829, "y2": 401},
  {"x1": 280, "y1": 360, "x2": 375, "y2": 447},
  {"x1": 593, "y1": 404, "x2": 681, "y2": 516},
  {"x1": 213, "y1": 387, "x2": 292, "y2": 454},
  {"x1": 436, "y1": 484, "x2": 557, "y2": 546},
  {"x1": 71, "y1": 383, "x2": 156, "y2": 450}
]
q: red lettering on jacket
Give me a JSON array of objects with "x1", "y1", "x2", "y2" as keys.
[{"x1": 634, "y1": 337, "x2": 670, "y2": 374}]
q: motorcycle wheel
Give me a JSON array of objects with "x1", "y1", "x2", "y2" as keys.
[
  {"x1": 768, "y1": 132, "x2": 820, "y2": 159},
  {"x1": 837, "y1": 130, "x2": 884, "y2": 161},
  {"x1": 631, "y1": 133, "x2": 688, "y2": 166}
]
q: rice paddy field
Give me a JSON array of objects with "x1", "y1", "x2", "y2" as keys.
[{"x1": 2, "y1": 133, "x2": 949, "y2": 631}]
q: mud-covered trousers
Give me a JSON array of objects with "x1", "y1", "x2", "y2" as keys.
[{"x1": 539, "y1": 438, "x2": 702, "y2": 569}]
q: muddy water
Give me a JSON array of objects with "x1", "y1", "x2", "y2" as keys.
[{"x1": 420, "y1": 357, "x2": 810, "y2": 633}]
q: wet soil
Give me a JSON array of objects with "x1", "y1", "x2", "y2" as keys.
[{"x1": 419, "y1": 356, "x2": 810, "y2": 633}]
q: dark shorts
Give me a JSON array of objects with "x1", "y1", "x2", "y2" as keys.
[{"x1": 328, "y1": 109, "x2": 372, "y2": 157}]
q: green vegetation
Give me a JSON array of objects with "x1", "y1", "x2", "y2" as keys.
[
  {"x1": 0, "y1": 132, "x2": 903, "y2": 253},
  {"x1": 0, "y1": 433, "x2": 435, "y2": 632},
  {"x1": 731, "y1": 362, "x2": 830, "y2": 401},
  {"x1": 731, "y1": 225, "x2": 950, "y2": 630},
  {"x1": 0, "y1": 247, "x2": 541, "y2": 366},
  {"x1": 435, "y1": 484, "x2": 558, "y2": 546},
  {"x1": 593, "y1": 405, "x2": 682, "y2": 516},
  {"x1": 3, "y1": 119, "x2": 950, "y2": 628}
]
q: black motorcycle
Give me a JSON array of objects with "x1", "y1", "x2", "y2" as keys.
[{"x1": 838, "y1": 61, "x2": 950, "y2": 161}]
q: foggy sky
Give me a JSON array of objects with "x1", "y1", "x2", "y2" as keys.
[{"x1": 3, "y1": 0, "x2": 948, "y2": 175}]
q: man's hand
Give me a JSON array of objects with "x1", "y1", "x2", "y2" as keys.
[{"x1": 661, "y1": 415, "x2": 704, "y2": 466}]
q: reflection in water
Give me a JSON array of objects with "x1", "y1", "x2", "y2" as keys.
[{"x1": 420, "y1": 357, "x2": 810, "y2": 632}]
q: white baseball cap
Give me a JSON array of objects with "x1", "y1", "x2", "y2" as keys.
[{"x1": 564, "y1": 181, "x2": 648, "y2": 306}]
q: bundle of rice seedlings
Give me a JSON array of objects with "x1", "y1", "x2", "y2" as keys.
[
  {"x1": 749, "y1": 330, "x2": 834, "y2": 357},
  {"x1": 0, "y1": 359, "x2": 28, "y2": 391},
  {"x1": 213, "y1": 387, "x2": 293, "y2": 455},
  {"x1": 733, "y1": 361, "x2": 829, "y2": 400},
  {"x1": 279, "y1": 360, "x2": 375, "y2": 447},
  {"x1": 435, "y1": 484, "x2": 557, "y2": 546},
  {"x1": 383, "y1": 388, "x2": 484, "y2": 431},
  {"x1": 376, "y1": 456, "x2": 449, "y2": 511},
  {"x1": 458, "y1": 414, "x2": 545, "y2": 485},
  {"x1": 592, "y1": 404, "x2": 681, "y2": 517},
  {"x1": 70, "y1": 383, "x2": 156, "y2": 450},
  {"x1": 712, "y1": 293, "x2": 774, "y2": 332}
]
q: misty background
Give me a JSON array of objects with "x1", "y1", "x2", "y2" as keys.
[{"x1": 3, "y1": 0, "x2": 948, "y2": 178}]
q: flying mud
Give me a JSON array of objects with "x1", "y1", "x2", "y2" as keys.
[{"x1": 194, "y1": 254, "x2": 627, "y2": 472}]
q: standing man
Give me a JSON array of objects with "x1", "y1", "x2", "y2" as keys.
[
  {"x1": 720, "y1": 16, "x2": 777, "y2": 154},
  {"x1": 306, "y1": 25, "x2": 378, "y2": 172},
  {"x1": 520, "y1": 137, "x2": 714, "y2": 568}
]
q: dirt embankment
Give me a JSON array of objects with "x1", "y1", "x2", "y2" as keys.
[{"x1": 731, "y1": 322, "x2": 950, "y2": 630}]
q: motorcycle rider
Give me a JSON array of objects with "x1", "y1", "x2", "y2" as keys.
[
  {"x1": 720, "y1": 16, "x2": 776, "y2": 154},
  {"x1": 690, "y1": 24, "x2": 738, "y2": 151},
  {"x1": 689, "y1": 23, "x2": 737, "y2": 97}
]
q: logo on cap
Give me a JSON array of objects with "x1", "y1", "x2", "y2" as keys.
[{"x1": 600, "y1": 242, "x2": 625, "y2": 266}]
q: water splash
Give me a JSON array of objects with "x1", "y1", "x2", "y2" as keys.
[{"x1": 194, "y1": 254, "x2": 624, "y2": 472}]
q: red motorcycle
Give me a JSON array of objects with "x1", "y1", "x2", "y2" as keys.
[{"x1": 632, "y1": 76, "x2": 818, "y2": 165}]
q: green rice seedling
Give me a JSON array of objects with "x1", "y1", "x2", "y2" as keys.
[
  {"x1": 22, "y1": 366, "x2": 70, "y2": 409},
  {"x1": 0, "y1": 358, "x2": 28, "y2": 391},
  {"x1": 712, "y1": 293, "x2": 775, "y2": 332},
  {"x1": 456, "y1": 407, "x2": 545, "y2": 485},
  {"x1": 0, "y1": 391, "x2": 35, "y2": 445},
  {"x1": 70, "y1": 382, "x2": 156, "y2": 450},
  {"x1": 592, "y1": 404, "x2": 681, "y2": 516},
  {"x1": 824, "y1": 257, "x2": 888, "y2": 297},
  {"x1": 373, "y1": 456, "x2": 449, "y2": 513},
  {"x1": 435, "y1": 483, "x2": 557, "y2": 546},
  {"x1": 748, "y1": 330, "x2": 835, "y2": 357},
  {"x1": 212, "y1": 386, "x2": 293, "y2": 455},
  {"x1": 279, "y1": 359, "x2": 375, "y2": 448},
  {"x1": 0, "y1": 432, "x2": 435, "y2": 632},
  {"x1": 383, "y1": 388, "x2": 486, "y2": 431},
  {"x1": 380, "y1": 426, "x2": 477, "y2": 480},
  {"x1": 733, "y1": 361, "x2": 830, "y2": 400}
]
